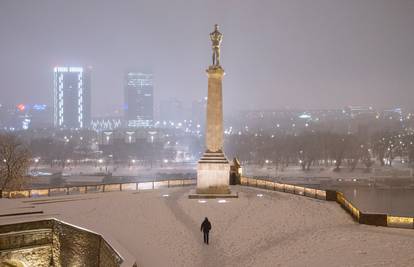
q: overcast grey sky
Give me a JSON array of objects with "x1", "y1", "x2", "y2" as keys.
[{"x1": 1, "y1": 0, "x2": 413, "y2": 116}]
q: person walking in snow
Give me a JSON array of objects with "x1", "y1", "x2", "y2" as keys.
[{"x1": 200, "y1": 217, "x2": 212, "y2": 244}]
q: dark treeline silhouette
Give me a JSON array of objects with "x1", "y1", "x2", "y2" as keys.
[
  {"x1": 225, "y1": 131, "x2": 414, "y2": 172},
  {"x1": 5, "y1": 127, "x2": 414, "y2": 175}
]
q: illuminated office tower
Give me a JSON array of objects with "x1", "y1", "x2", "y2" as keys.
[
  {"x1": 124, "y1": 72, "x2": 154, "y2": 128},
  {"x1": 53, "y1": 66, "x2": 91, "y2": 129}
]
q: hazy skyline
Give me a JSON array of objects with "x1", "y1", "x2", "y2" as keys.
[{"x1": 1, "y1": 0, "x2": 413, "y2": 116}]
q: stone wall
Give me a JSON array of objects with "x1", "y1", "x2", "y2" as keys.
[
  {"x1": 52, "y1": 221, "x2": 101, "y2": 266},
  {"x1": 100, "y1": 239, "x2": 123, "y2": 267},
  {"x1": 1, "y1": 246, "x2": 52, "y2": 267},
  {"x1": 0, "y1": 219, "x2": 124, "y2": 266}
]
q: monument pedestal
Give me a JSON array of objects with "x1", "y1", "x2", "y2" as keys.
[
  {"x1": 190, "y1": 151, "x2": 238, "y2": 199},
  {"x1": 196, "y1": 151, "x2": 230, "y2": 194}
]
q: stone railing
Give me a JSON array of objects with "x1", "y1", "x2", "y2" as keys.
[
  {"x1": 241, "y1": 176, "x2": 326, "y2": 200},
  {"x1": 1, "y1": 179, "x2": 197, "y2": 199},
  {"x1": 240, "y1": 176, "x2": 414, "y2": 230},
  {"x1": 0, "y1": 218, "x2": 130, "y2": 267}
]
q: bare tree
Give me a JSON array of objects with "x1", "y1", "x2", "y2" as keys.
[
  {"x1": 361, "y1": 147, "x2": 374, "y2": 171},
  {"x1": 372, "y1": 132, "x2": 392, "y2": 166},
  {"x1": 329, "y1": 134, "x2": 349, "y2": 172},
  {"x1": 297, "y1": 132, "x2": 321, "y2": 171},
  {"x1": 0, "y1": 134, "x2": 31, "y2": 191}
]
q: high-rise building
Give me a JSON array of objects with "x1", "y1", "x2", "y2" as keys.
[
  {"x1": 159, "y1": 98, "x2": 186, "y2": 122},
  {"x1": 53, "y1": 66, "x2": 91, "y2": 129},
  {"x1": 124, "y1": 72, "x2": 153, "y2": 128}
]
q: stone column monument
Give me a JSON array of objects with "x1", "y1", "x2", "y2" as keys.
[{"x1": 195, "y1": 24, "x2": 232, "y2": 195}]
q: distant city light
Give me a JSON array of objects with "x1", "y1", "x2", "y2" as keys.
[
  {"x1": 299, "y1": 114, "x2": 311, "y2": 119},
  {"x1": 32, "y1": 104, "x2": 47, "y2": 110},
  {"x1": 16, "y1": 104, "x2": 25, "y2": 111}
]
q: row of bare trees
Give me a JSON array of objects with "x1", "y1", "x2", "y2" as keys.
[
  {"x1": 1, "y1": 129, "x2": 413, "y2": 190},
  {"x1": 225, "y1": 131, "x2": 414, "y2": 171}
]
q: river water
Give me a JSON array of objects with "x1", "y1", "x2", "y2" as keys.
[
  {"x1": 271, "y1": 176, "x2": 414, "y2": 217},
  {"x1": 327, "y1": 185, "x2": 414, "y2": 217}
]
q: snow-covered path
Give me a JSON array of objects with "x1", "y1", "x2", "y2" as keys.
[{"x1": 1, "y1": 186, "x2": 414, "y2": 266}]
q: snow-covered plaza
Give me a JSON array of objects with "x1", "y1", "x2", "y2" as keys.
[{"x1": 1, "y1": 186, "x2": 414, "y2": 267}]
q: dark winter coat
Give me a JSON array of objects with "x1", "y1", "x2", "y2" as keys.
[{"x1": 200, "y1": 219, "x2": 212, "y2": 233}]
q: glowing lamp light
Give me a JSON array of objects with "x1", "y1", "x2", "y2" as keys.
[
  {"x1": 198, "y1": 200, "x2": 207, "y2": 203},
  {"x1": 218, "y1": 199, "x2": 227, "y2": 204},
  {"x1": 162, "y1": 194, "x2": 169, "y2": 197},
  {"x1": 299, "y1": 114, "x2": 311, "y2": 119},
  {"x1": 257, "y1": 194, "x2": 263, "y2": 197}
]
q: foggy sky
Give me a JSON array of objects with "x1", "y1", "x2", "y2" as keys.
[{"x1": 1, "y1": 0, "x2": 414, "y2": 116}]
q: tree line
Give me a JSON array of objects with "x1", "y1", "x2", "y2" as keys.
[
  {"x1": 225, "y1": 131, "x2": 414, "y2": 171},
  {"x1": 1, "y1": 130, "x2": 414, "y2": 191}
]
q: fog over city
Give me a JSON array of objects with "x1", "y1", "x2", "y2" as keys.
[
  {"x1": 1, "y1": 0, "x2": 414, "y2": 116},
  {"x1": 2, "y1": 1, "x2": 414, "y2": 266}
]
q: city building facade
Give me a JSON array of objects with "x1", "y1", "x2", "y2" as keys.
[
  {"x1": 53, "y1": 66, "x2": 91, "y2": 129},
  {"x1": 124, "y1": 72, "x2": 153, "y2": 128}
]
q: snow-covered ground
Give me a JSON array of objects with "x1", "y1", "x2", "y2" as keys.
[{"x1": 1, "y1": 186, "x2": 414, "y2": 266}]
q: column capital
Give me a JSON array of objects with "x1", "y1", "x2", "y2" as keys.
[{"x1": 206, "y1": 66, "x2": 225, "y2": 78}]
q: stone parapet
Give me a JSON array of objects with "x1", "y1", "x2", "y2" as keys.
[{"x1": 0, "y1": 219, "x2": 129, "y2": 267}]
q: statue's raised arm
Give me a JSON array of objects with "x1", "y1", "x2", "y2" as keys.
[{"x1": 210, "y1": 24, "x2": 223, "y2": 68}]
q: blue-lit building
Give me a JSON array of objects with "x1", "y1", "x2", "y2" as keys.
[
  {"x1": 53, "y1": 66, "x2": 91, "y2": 129},
  {"x1": 0, "y1": 103, "x2": 52, "y2": 130},
  {"x1": 124, "y1": 72, "x2": 154, "y2": 128}
]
